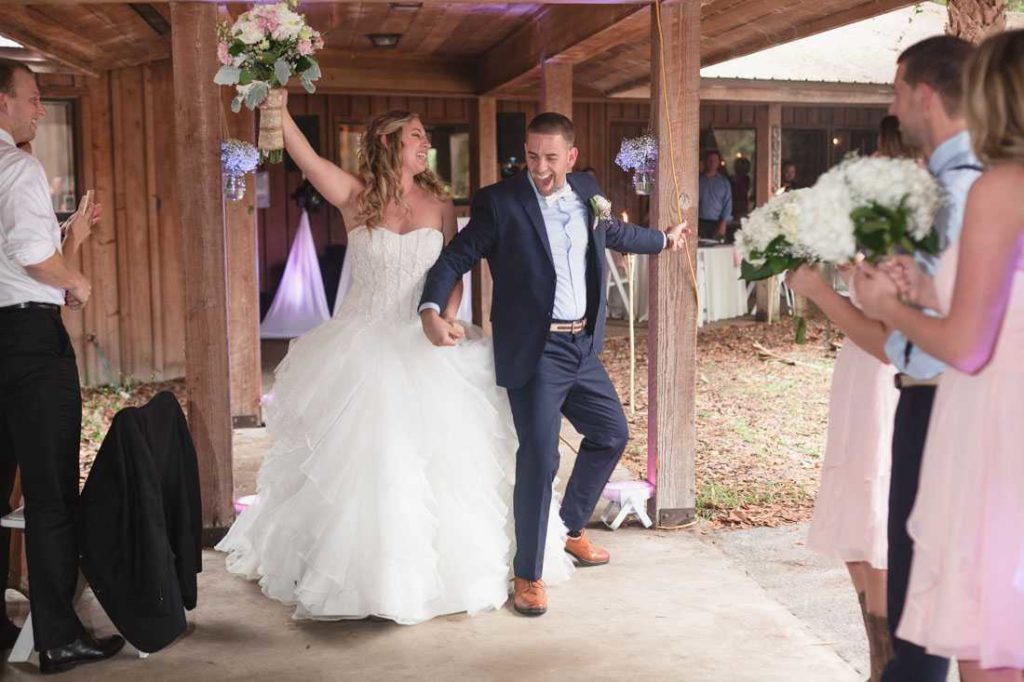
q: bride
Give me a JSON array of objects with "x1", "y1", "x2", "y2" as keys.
[{"x1": 216, "y1": 93, "x2": 573, "y2": 624}]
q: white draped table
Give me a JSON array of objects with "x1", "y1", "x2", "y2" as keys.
[{"x1": 606, "y1": 244, "x2": 748, "y2": 326}]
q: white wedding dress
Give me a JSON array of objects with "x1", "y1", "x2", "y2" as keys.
[{"x1": 217, "y1": 226, "x2": 573, "y2": 624}]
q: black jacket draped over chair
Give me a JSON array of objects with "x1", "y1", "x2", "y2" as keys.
[{"x1": 79, "y1": 391, "x2": 202, "y2": 653}]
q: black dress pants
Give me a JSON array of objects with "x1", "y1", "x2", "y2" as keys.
[
  {"x1": 0, "y1": 307, "x2": 85, "y2": 650},
  {"x1": 882, "y1": 385, "x2": 949, "y2": 682}
]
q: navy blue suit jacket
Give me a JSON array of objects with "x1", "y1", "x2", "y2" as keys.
[{"x1": 420, "y1": 171, "x2": 666, "y2": 389}]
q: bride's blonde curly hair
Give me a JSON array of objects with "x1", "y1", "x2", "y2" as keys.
[{"x1": 356, "y1": 110, "x2": 449, "y2": 229}]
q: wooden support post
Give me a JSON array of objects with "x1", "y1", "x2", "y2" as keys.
[
  {"x1": 947, "y1": 0, "x2": 1006, "y2": 42},
  {"x1": 171, "y1": 2, "x2": 234, "y2": 541},
  {"x1": 540, "y1": 62, "x2": 573, "y2": 117},
  {"x1": 754, "y1": 103, "x2": 782, "y2": 323},
  {"x1": 470, "y1": 95, "x2": 497, "y2": 334},
  {"x1": 222, "y1": 96, "x2": 263, "y2": 428},
  {"x1": 647, "y1": 0, "x2": 698, "y2": 528}
]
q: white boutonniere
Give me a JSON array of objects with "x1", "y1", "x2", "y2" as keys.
[{"x1": 589, "y1": 194, "x2": 612, "y2": 229}]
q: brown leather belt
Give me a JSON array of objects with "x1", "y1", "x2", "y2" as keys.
[
  {"x1": 894, "y1": 373, "x2": 940, "y2": 390},
  {"x1": 549, "y1": 318, "x2": 587, "y2": 334}
]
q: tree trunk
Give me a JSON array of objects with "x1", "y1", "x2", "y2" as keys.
[{"x1": 947, "y1": 0, "x2": 1007, "y2": 43}]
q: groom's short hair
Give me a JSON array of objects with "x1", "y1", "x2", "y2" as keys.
[
  {"x1": 0, "y1": 59, "x2": 33, "y2": 96},
  {"x1": 897, "y1": 36, "x2": 974, "y2": 116},
  {"x1": 528, "y1": 113, "x2": 575, "y2": 145}
]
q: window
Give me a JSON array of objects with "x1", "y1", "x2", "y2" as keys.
[
  {"x1": 36, "y1": 100, "x2": 78, "y2": 221},
  {"x1": 424, "y1": 124, "x2": 470, "y2": 203}
]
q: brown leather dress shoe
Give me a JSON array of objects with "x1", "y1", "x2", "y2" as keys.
[
  {"x1": 565, "y1": 530, "x2": 610, "y2": 566},
  {"x1": 512, "y1": 578, "x2": 547, "y2": 616}
]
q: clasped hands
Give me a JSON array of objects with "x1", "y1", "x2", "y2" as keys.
[
  {"x1": 786, "y1": 254, "x2": 935, "y2": 322},
  {"x1": 420, "y1": 310, "x2": 466, "y2": 347}
]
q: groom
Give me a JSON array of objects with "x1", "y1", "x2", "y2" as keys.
[{"x1": 419, "y1": 113, "x2": 687, "y2": 616}]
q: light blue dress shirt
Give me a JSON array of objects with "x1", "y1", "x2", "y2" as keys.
[
  {"x1": 698, "y1": 172, "x2": 733, "y2": 222},
  {"x1": 526, "y1": 174, "x2": 591, "y2": 321},
  {"x1": 883, "y1": 130, "x2": 982, "y2": 378}
]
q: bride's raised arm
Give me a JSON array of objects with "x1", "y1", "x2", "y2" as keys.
[{"x1": 278, "y1": 91, "x2": 361, "y2": 210}]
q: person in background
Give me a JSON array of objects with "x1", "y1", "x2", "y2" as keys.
[
  {"x1": 730, "y1": 156, "x2": 752, "y2": 221},
  {"x1": 780, "y1": 160, "x2": 800, "y2": 192},
  {"x1": 697, "y1": 149, "x2": 731, "y2": 240}
]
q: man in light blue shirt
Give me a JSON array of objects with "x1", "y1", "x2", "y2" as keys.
[
  {"x1": 864, "y1": 37, "x2": 980, "y2": 682},
  {"x1": 419, "y1": 112, "x2": 686, "y2": 616},
  {"x1": 781, "y1": 36, "x2": 979, "y2": 682},
  {"x1": 882, "y1": 130, "x2": 981, "y2": 379},
  {"x1": 697, "y1": 150, "x2": 732, "y2": 240}
]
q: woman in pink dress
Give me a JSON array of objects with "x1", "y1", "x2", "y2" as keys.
[
  {"x1": 856, "y1": 29, "x2": 1024, "y2": 681},
  {"x1": 789, "y1": 115, "x2": 913, "y2": 681}
]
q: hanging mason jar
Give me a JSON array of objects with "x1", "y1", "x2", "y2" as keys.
[
  {"x1": 632, "y1": 168, "x2": 655, "y2": 196},
  {"x1": 224, "y1": 173, "x2": 246, "y2": 202}
]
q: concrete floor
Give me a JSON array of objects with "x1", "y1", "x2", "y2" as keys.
[{"x1": 3, "y1": 425, "x2": 859, "y2": 681}]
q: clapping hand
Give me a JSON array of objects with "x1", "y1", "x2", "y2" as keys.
[
  {"x1": 663, "y1": 220, "x2": 691, "y2": 252},
  {"x1": 62, "y1": 191, "x2": 101, "y2": 251}
]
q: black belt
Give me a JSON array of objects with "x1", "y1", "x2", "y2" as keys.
[{"x1": 0, "y1": 302, "x2": 61, "y2": 313}]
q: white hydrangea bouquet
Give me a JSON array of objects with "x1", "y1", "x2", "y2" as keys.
[
  {"x1": 736, "y1": 155, "x2": 942, "y2": 282},
  {"x1": 817, "y1": 155, "x2": 943, "y2": 262},
  {"x1": 735, "y1": 189, "x2": 827, "y2": 282},
  {"x1": 214, "y1": 0, "x2": 324, "y2": 163}
]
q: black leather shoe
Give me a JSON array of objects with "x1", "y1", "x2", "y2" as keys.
[
  {"x1": 39, "y1": 634, "x2": 125, "y2": 675},
  {"x1": 0, "y1": 618, "x2": 20, "y2": 649}
]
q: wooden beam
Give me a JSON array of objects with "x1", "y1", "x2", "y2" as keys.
[
  {"x1": 15, "y1": 0, "x2": 655, "y2": 4},
  {"x1": 314, "y1": 50, "x2": 475, "y2": 96},
  {"x1": 222, "y1": 94, "x2": 263, "y2": 428},
  {"x1": 477, "y1": 5, "x2": 648, "y2": 95},
  {"x1": 470, "y1": 95, "x2": 497, "y2": 335},
  {"x1": 170, "y1": 1, "x2": 234, "y2": 540},
  {"x1": 540, "y1": 62, "x2": 572, "y2": 117},
  {"x1": 0, "y1": 11, "x2": 99, "y2": 76},
  {"x1": 753, "y1": 103, "x2": 781, "y2": 323},
  {"x1": 610, "y1": 78, "x2": 894, "y2": 105},
  {"x1": 647, "y1": 0, "x2": 698, "y2": 528}
]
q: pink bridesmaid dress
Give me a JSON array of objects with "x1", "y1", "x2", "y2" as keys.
[
  {"x1": 896, "y1": 243, "x2": 1024, "y2": 668},
  {"x1": 807, "y1": 334, "x2": 897, "y2": 569}
]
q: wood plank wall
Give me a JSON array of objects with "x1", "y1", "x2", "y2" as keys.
[
  {"x1": 258, "y1": 97, "x2": 884, "y2": 300},
  {"x1": 39, "y1": 61, "x2": 185, "y2": 387},
  {"x1": 40, "y1": 67, "x2": 887, "y2": 387}
]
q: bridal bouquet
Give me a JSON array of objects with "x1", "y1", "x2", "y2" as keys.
[
  {"x1": 214, "y1": 0, "x2": 324, "y2": 163},
  {"x1": 815, "y1": 155, "x2": 943, "y2": 261}
]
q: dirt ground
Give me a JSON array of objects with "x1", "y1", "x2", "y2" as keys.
[{"x1": 81, "y1": 317, "x2": 841, "y2": 528}]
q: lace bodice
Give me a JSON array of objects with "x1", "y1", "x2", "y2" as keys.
[{"x1": 333, "y1": 226, "x2": 444, "y2": 325}]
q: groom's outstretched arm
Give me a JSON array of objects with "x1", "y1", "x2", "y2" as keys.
[
  {"x1": 419, "y1": 188, "x2": 499, "y2": 313},
  {"x1": 604, "y1": 216, "x2": 669, "y2": 255}
]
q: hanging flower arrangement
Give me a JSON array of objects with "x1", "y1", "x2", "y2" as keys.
[
  {"x1": 615, "y1": 133, "x2": 658, "y2": 195},
  {"x1": 221, "y1": 139, "x2": 261, "y2": 201}
]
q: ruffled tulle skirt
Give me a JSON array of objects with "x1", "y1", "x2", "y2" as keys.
[{"x1": 216, "y1": 314, "x2": 573, "y2": 624}]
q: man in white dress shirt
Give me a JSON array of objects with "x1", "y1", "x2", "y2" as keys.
[{"x1": 0, "y1": 59, "x2": 123, "y2": 674}]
